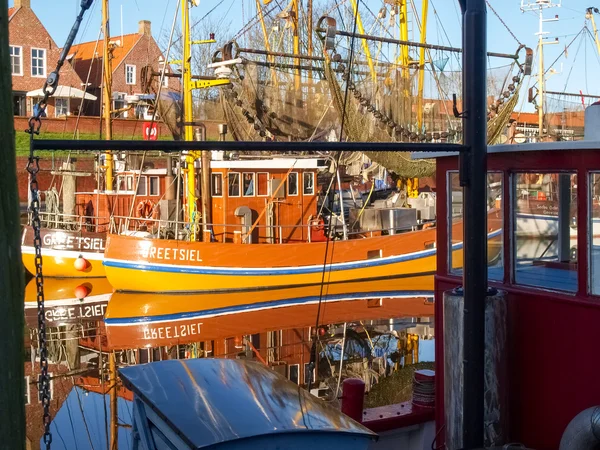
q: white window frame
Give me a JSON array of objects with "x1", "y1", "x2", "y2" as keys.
[
  {"x1": 228, "y1": 172, "x2": 241, "y2": 197},
  {"x1": 54, "y1": 98, "x2": 69, "y2": 117},
  {"x1": 31, "y1": 48, "x2": 47, "y2": 78},
  {"x1": 125, "y1": 64, "x2": 137, "y2": 85},
  {"x1": 211, "y1": 173, "x2": 223, "y2": 197},
  {"x1": 303, "y1": 172, "x2": 315, "y2": 196},
  {"x1": 288, "y1": 172, "x2": 299, "y2": 197},
  {"x1": 10, "y1": 45, "x2": 22, "y2": 76},
  {"x1": 149, "y1": 176, "x2": 160, "y2": 196},
  {"x1": 136, "y1": 175, "x2": 148, "y2": 196},
  {"x1": 25, "y1": 376, "x2": 30, "y2": 405},
  {"x1": 242, "y1": 172, "x2": 255, "y2": 197},
  {"x1": 257, "y1": 172, "x2": 270, "y2": 197}
]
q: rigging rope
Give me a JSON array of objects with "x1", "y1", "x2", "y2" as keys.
[{"x1": 485, "y1": 0, "x2": 523, "y2": 47}]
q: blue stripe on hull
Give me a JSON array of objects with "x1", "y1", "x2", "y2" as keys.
[{"x1": 105, "y1": 289, "x2": 435, "y2": 325}]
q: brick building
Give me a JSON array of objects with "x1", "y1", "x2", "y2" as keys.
[
  {"x1": 69, "y1": 19, "x2": 181, "y2": 118},
  {"x1": 8, "y1": 0, "x2": 89, "y2": 117}
]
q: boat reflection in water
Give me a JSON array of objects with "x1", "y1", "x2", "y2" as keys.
[{"x1": 25, "y1": 277, "x2": 435, "y2": 448}]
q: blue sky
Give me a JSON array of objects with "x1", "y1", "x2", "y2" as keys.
[{"x1": 11, "y1": 0, "x2": 600, "y2": 106}]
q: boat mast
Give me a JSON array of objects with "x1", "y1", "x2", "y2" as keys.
[
  {"x1": 292, "y1": 0, "x2": 301, "y2": 93},
  {"x1": 102, "y1": 0, "x2": 114, "y2": 191},
  {"x1": 521, "y1": 0, "x2": 560, "y2": 141},
  {"x1": 349, "y1": 0, "x2": 377, "y2": 85},
  {"x1": 416, "y1": 0, "x2": 429, "y2": 130},
  {"x1": 182, "y1": 0, "x2": 198, "y2": 239},
  {"x1": 587, "y1": 8, "x2": 600, "y2": 56}
]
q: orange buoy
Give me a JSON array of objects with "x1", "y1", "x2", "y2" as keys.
[
  {"x1": 74, "y1": 284, "x2": 91, "y2": 299},
  {"x1": 74, "y1": 256, "x2": 88, "y2": 271}
]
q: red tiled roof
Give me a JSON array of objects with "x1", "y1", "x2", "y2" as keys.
[
  {"x1": 8, "y1": 7, "x2": 16, "y2": 17},
  {"x1": 69, "y1": 33, "x2": 142, "y2": 70}
]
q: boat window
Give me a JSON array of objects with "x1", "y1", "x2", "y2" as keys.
[
  {"x1": 590, "y1": 173, "x2": 600, "y2": 295},
  {"x1": 243, "y1": 172, "x2": 255, "y2": 196},
  {"x1": 149, "y1": 176, "x2": 159, "y2": 196},
  {"x1": 136, "y1": 176, "x2": 147, "y2": 196},
  {"x1": 211, "y1": 173, "x2": 223, "y2": 197},
  {"x1": 228, "y1": 172, "x2": 240, "y2": 197},
  {"x1": 288, "y1": 172, "x2": 299, "y2": 196},
  {"x1": 119, "y1": 175, "x2": 135, "y2": 192},
  {"x1": 257, "y1": 172, "x2": 269, "y2": 196},
  {"x1": 303, "y1": 172, "x2": 315, "y2": 195},
  {"x1": 513, "y1": 172, "x2": 577, "y2": 292},
  {"x1": 447, "y1": 171, "x2": 504, "y2": 280},
  {"x1": 289, "y1": 364, "x2": 300, "y2": 384}
]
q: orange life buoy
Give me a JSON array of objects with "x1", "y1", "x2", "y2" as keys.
[
  {"x1": 136, "y1": 200, "x2": 159, "y2": 223},
  {"x1": 312, "y1": 217, "x2": 325, "y2": 232}
]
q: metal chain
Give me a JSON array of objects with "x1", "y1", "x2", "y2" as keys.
[
  {"x1": 485, "y1": 0, "x2": 523, "y2": 47},
  {"x1": 24, "y1": 1, "x2": 95, "y2": 448}
]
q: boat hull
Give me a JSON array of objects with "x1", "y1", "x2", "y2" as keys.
[
  {"x1": 104, "y1": 230, "x2": 438, "y2": 293},
  {"x1": 21, "y1": 226, "x2": 106, "y2": 277}
]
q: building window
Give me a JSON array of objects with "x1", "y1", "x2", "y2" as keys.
[
  {"x1": 289, "y1": 364, "x2": 299, "y2": 385},
  {"x1": 31, "y1": 48, "x2": 46, "y2": 77},
  {"x1": 37, "y1": 373, "x2": 53, "y2": 402},
  {"x1": 303, "y1": 172, "x2": 314, "y2": 195},
  {"x1": 10, "y1": 46, "x2": 22, "y2": 76},
  {"x1": 149, "y1": 176, "x2": 160, "y2": 196},
  {"x1": 136, "y1": 175, "x2": 147, "y2": 196},
  {"x1": 447, "y1": 171, "x2": 504, "y2": 280},
  {"x1": 55, "y1": 98, "x2": 68, "y2": 117},
  {"x1": 228, "y1": 172, "x2": 240, "y2": 197},
  {"x1": 126, "y1": 64, "x2": 136, "y2": 85},
  {"x1": 513, "y1": 172, "x2": 577, "y2": 292},
  {"x1": 257, "y1": 172, "x2": 269, "y2": 196},
  {"x1": 288, "y1": 172, "x2": 298, "y2": 196},
  {"x1": 243, "y1": 172, "x2": 255, "y2": 197},
  {"x1": 25, "y1": 376, "x2": 30, "y2": 405},
  {"x1": 211, "y1": 173, "x2": 223, "y2": 197}
]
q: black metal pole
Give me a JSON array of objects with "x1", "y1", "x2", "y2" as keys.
[{"x1": 461, "y1": 0, "x2": 487, "y2": 448}]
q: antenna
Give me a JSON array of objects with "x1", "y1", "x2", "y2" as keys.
[{"x1": 521, "y1": 0, "x2": 561, "y2": 140}]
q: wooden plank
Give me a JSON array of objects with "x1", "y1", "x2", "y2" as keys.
[{"x1": 0, "y1": 4, "x2": 26, "y2": 448}]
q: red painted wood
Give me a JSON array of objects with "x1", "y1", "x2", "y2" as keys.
[{"x1": 434, "y1": 147, "x2": 600, "y2": 449}]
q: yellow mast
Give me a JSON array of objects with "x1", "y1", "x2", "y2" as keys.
[
  {"x1": 416, "y1": 0, "x2": 428, "y2": 129},
  {"x1": 399, "y1": 1, "x2": 410, "y2": 97},
  {"x1": 102, "y1": 0, "x2": 114, "y2": 192},
  {"x1": 291, "y1": 0, "x2": 301, "y2": 92},
  {"x1": 349, "y1": 0, "x2": 377, "y2": 85},
  {"x1": 182, "y1": 0, "x2": 199, "y2": 240},
  {"x1": 587, "y1": 8, "x2": 600, "y2": 56},
  {"x1": 256, "y1": 0, "x2": 278, "y2": 85}
]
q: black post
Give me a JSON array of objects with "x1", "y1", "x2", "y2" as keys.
[
  {"x1": 460, "y1": 0, "x2": 487, "y2": 448},
  {"x1": 0, "y1": 3, "x2": 26, "y2": 449}
]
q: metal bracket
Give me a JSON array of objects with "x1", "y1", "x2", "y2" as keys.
[{"x1": 190, "y1": 79, "x2": 231, "y2": 90}]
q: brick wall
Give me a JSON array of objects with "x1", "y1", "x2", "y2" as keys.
[{"x1": 9, "y1": 5, "x2": 84, "y2": 116}]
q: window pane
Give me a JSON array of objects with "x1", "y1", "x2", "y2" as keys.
[
  {"x1": 288, "y1": 172, "x2": 298, "y2": 196},
  {"x1": 211, "y1": 173, "x2": 223, "y2": 196},
  {"x1": 514, "y1": 173, "x2": 577, "y2": 292},
  {"x1": 243, "y1": 173, "x2": 255, "y2": 196},
  {"x1": 31, "y1": 49, "x2": 45, "y2": 77},
  {"x1": 136, "y1": 176, "x2": 147, "y2": 195},
  {"x1": 448, "y1": 171, "x2": 504, "y2": 279},
  {"x1": 150, "y1": 177, "x2": 159, "y2": 195},
  {"x1": 289, "y1": 365, "x2": 299, "y2": 384},
  {"x1": 303, "y1": 172, "x2": 314, "y2": 195},
  {"x1": 10, "y1": 46, "x2": 21, "y2": 75},
  {"x1": 257, "y1": 173, "x2": 269, "y2": 196},
  {"x1": 228, "y1": 173, "x2": 240, "y2": 197}
]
